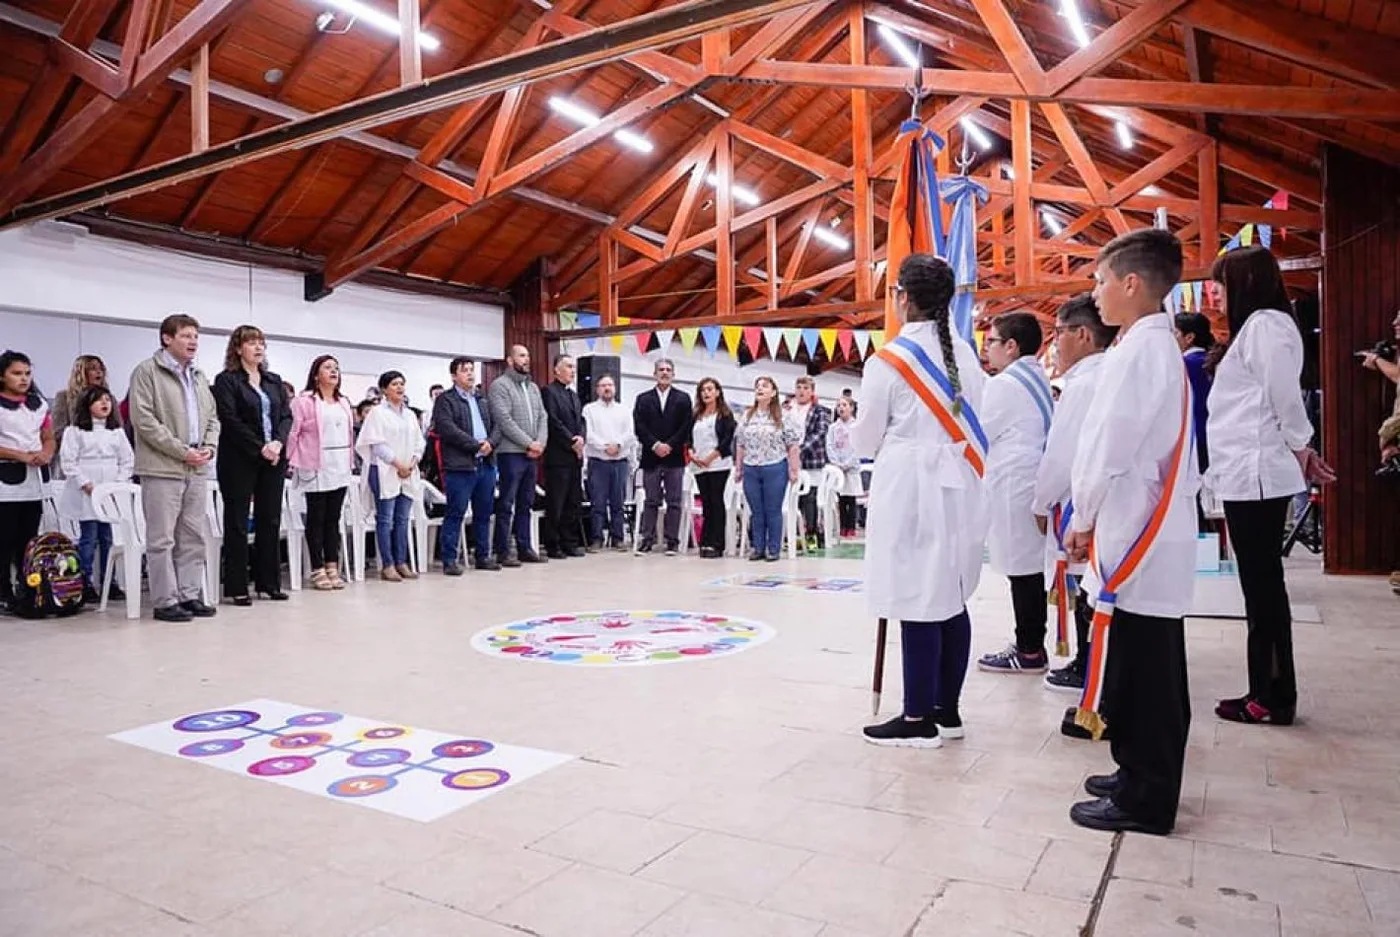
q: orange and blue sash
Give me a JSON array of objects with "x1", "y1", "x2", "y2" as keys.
[
  {"x1": 1076, "y1": 372, "x2": 1194, "y2": 739},
  {"x1": 876, "y1": 335, "x2": 989, "y2": 477},
  {"x1": 1049, "y1": 501, "x2": 1076, "y2": 657}
]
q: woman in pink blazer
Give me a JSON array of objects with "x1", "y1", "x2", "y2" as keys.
[{"x1": 287, "y1": 355, "x2": 356, "y2": 589}]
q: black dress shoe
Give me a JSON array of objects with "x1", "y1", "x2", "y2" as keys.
[
  {"x1": 546, "y1": 550, "x2": 568, "y2": 560},
  {"x1": 228, "y1": 595, "x2": 253, "y2": 607},
  {"x1": 108, "y1": 583, "x2": 126, "y2": 601},
  {"x1": 566, "y1": 547, "x2": 587, "y2": 558},
  {"x1": 518, "y1": 551, "x2": 548, "y2": 564},
  {"x1": 180, "y1": 599, "x2": 218, "y2": 618},
  {"x1": 497, "y1": 554, "x2": 522, "y2": 569},
  {"x1": 1084, "y1": 773, "x2": 1120, "y2": 798},
  {"x1": 155, "y1": 604, "x2": 194, "y2": 622},
  {"x1": 1070, "y1": 797, "x2": 1171, "y2": 836},
  {"x1": 256, "y1": 590, "x2": 289, "y2": 601},
  {"x1": 474, "y1": 558, "x2": 502, "y2": 571}
]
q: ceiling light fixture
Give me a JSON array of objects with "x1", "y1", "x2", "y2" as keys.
[
  {"x1": 1058, "y1": 1, "x2": 1093, "y2": 48},
  {"x1": 1140, "y1": 184, "x2": 1163, "y2": 196},
  {"x1": 1042, "y1": 209, "x2": 1064, "y2": 235},
  {"x1": 1115, "y1": 121, "x2": 1135, "y2": 150},
  {"x1": 705, "y1": 173, "x2": 760, "y2": 207},
  {"x1": 318, "y1": 0, "x2": 441, "y2": 51},
  {"x1": 812, "y1": 226, "x2": 851, "y2": 250},
  {"x1": 548, "y1": 97, "x2": 654, "y2": 154},
  {"x1": 960, "y1": 116, "x2": 994, "y2": 152},
  {"x1": 876, "y1": 23, "x2": 920, "y2": 69}
]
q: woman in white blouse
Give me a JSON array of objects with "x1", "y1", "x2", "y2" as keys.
[
  {"x1": 355, "y1": 370, "x2": 424, "y2": 582},
  {"x1": 59, "y1": 385, "x2": 134, "y2": 601},
  {"x1": 825, "y1": 395, "x2": 863, "y2": 537},
  {"x1": 1205, "y1": 246, "x2": 1334, "y2": 726},
  {"x1": 734, "y1": 376, "x2": 800, "y2": 561},
  {"x1": 288, "y1": 355, "x2": 355, "y2": 590},
  {"x1": 0, "y1": 350, "x2": 53, "y2": 613},
  {"x1": 689, "y1": 377, "x2": 736, "y2": 558}
]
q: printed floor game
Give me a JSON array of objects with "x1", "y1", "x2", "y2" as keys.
[{"x1": 111, "y1": 699, "x2": 573, "y2": 822}]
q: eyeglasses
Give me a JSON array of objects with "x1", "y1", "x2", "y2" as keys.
[{"x1": 984, "y1": 336, "x2": 1006, "y2": 346}]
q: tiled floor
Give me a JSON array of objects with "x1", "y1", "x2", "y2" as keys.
[{"x1": 2, "y1": 552, "x2": 1398, "y2": 936}]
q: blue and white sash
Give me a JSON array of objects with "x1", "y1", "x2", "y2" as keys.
[{"x1": 1004, "y1": 357, "x2": 1054, "y2": 435}]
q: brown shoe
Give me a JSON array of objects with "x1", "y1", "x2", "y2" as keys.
[
  {"x1": 325, "y1": 562, "x2": 347, "y2": 590},
  {"x1": 380, "y1": 565, "x2": 402, "y2": 582},
  {"x1": 397, "y1": 563, "x2": 419, "y2": 580}
]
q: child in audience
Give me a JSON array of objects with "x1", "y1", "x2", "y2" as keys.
[
  {"x1": 1064, "y1": 228, "x2": 1198, "y2": 835},
  {"x1": 59, "y1": 385, "x2": 134, "y2": 602}
]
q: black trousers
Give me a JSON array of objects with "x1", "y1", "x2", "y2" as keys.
[
  {"x1": 695, "y1": 470, "x2": 729, "y2": 551},
  {"x1": 838, "y1": 495, "x2": 858, "y2": 532},
  {"x1": 1224, "y1": 497, "x2": 1297, "y2": 709},
  {"x1": 798, "y1": 488, "x2": 822, "y2": 544},
  {"x1": 1104, "y1": 608, "x2": 1191, "y2": 830},
  {"x1": 901, "y1": 610, "x2": 972, "y2": 717},
  {"x1": 0, "y1": 500, "x2": 42, "y2": 601},
  {"x1": 1010, "y1": 572, "x2": 1048, "y2": 654},
  {"x1": 304, "y1": 488, "x2": 347, "y2": 568},
  {"x1": 219, "y1": 459, "x2": 285, "y2": 597},
  {"x1": 541, "y1": 460, "x2": 584, "y2": 553},
  {"x1": 1071, "y1": 587, "x2": 1093, "y2": 670}
]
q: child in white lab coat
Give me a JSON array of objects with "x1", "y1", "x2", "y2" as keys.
[
  {"x1": 59, "y1": 385, "x2": 134, "y2": 601},
  {"x1": 977, "y1": 311, "x2": 1054, "y2": 675},
  {"x1": 1065, "y1": 228, "x2": 1198, "y2": 835}
]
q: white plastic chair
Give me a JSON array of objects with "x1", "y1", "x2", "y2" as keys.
[
  {"x1": 410, "y1": 481, "x2": 449, "y2": 573},
  {"x1": 90, "y1": 482, "x2": 145, "y2": 620},
  {"x1": 818, "y1": 464, "x2": 845, "y2": 546},
  {"x1": 283, "y1": 486, "x2": 305, "y2": 591},
  {"x1": 343, "y1": 485, "x2": 373, "y2": 582},
  {"x1": 204, "y1": 480, "x2": 222, "y2": 605},
  {"x1": 39, "y1": 481, "x2": 80, "y2": 539},
  {"x1": 723, "y1": 473, "x2": 743, "y2": 557}
]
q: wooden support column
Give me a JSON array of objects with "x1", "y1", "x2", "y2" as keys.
[
  {"x1": 714, "y1": 128, "x2": 736, "y2": 316},
  {"x1": 191, "y1": 44, "x2": 209, "y2": 154},
  {"x1": 598, "y1": 232, "x2": 618, "y2": 325},
  {"x1": 399, "y1": 0, "x2": 423, "y2": 85},
  {"x1": 1198, "y1": 140, "x2": 1219, "y2": 264},
  {"x1": 1011, "y1": 98, "x2": 1033, "y2": 286},
  {"x1": 991, "y1": 211, "x2": 1005, "y2": 272},
  {"x1": 504, "y1": 258, "x2": 556, "y2": 391},
  {"x1": 766, "y1": 215, "x2": 779, "y2": 309},
  {"x1": 850, "y1": 4, "x2": 874, "y2": 303}
]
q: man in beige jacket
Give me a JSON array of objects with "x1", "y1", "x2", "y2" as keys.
[{"x1": 129, "y1": 313, "x2": 220, "y2": 622}]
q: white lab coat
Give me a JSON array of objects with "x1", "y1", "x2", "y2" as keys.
[
  {"x1": 852, "y1": 321, "x2": 988, "y2": 622},
  {"x1": 58, "y1": 426, "x2": 134, "y2": 521},
  {"x1": 1032, "y1": 352, "x2": 1107, "y2": 580},
  {"x1": 982, "y1": 357, "x2": 1052, "y2": 576},
  {"x1": 1204, "y1": 309, "x2": 1312, "y2": 502},
  {"x1": 1071, "y1": 314, "x2": 1200, "y2": 619}
]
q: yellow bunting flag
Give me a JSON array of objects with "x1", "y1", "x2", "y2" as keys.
[
  {"x1": 721, "y1": 326, "x2": 743, "y2": 360},
  {"x1": 870, "y1": 329, "x2": 887, "y2": 351},
  {"x1": 609, "y1": 334, "x2": 625, "y2": 353},
  {"x1": 819, "y1": 329, "x2": 838, "y2": 360}
]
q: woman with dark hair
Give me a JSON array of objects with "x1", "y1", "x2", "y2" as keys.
[
  {"x1": 287, "y1": 355, "x2": 355, "y2": 590},
  {"x1": 734, "y1": 376, "x2": 800, "y2": 561},
  {"x1": 689, "y1": 377, "x2": 736, "y2": 558},
  {"x1": 355, "y1": 370, "x2": 423, "y2": 581},
  {"x1": 0, "y1": 350, "x2": 54, "y2": 613},
  {"x1": 853, "y1": 254, "x2": 989, "y2": 748},
  {"x1": 1205, "y1": 246, "x2": 1334, "y2": 726},
  {"x1": 212, "y1": 325, "x2": 293, "y2": 605},
  {"x1": 59, "y1": 385, "x2": 134, "y2": 600},
  {"x1": 1173, "y1": 312, "x2": 1215, "y2": 472}
]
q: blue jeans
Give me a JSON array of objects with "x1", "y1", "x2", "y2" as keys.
[
  {"x1": 77, "y1": 519, "x2": 112, "y2": 587},
  {"x1": 742, "y1": 461, "x2": 788, "y2": 556},
  {"x1": 368, "y1": 470, "x2": 412, "y2": 567},
  {"x1": 442, "y1": 466, "x2": 498, "y2": 566},
  {"x1": 494, "y1": 452, "x2": 537, "y2": 556},
  {"x1": 586, "y1": 458, "x2": 628, "y2": 546}
]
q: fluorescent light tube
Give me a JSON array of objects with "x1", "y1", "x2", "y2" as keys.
[
  {"x1": 876, "y1": 24, "x2": 920, "y2": 69},
  {"x1": 321, "y1": 0, "x2": 440, "y2": 51},
  {"x1": 812, "y1": 226, "x2": 850, "y2": 250},
  {"x1": 960, "y1": 117, "x2": 994, "y2": 151},
  {"x1": 1042, "y1": 210, "x2": 1064, "y2": 235},
  {"x1": 1115, "y1": 121, "x2": 1135, "y2": 149},
  {"x1": 548, "y1": 97, "x2": 654, "y2": 154},
  {"x1": 613, "y1": 129, "x2": 653, "y2": 154},
  {"x1": 705, "y1": 173, "x2": 760, "y2": 207},
  {"x1": 1059, "y1": 1, "x2": 1092, "y2": 48}
]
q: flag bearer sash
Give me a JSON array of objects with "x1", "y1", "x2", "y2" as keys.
[
  {"x1": 876, "y1": 335, "x2": 989, "y2": 478},
  {"x1": 1076, "y1": 372, "x2": 1194, "y2": 739},
  {"x1": 1005, "y1": 357, "x2": 1054, "y2": 435},
  {"x1": 1048, "y1": 501, "x2": 1076, "y2": 657}
]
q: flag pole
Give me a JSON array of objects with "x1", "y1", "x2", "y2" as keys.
[{"x1": 872, "y1": 617, "x2": 888, "y2": 716}]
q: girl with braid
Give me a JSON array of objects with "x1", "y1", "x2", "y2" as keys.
[{"x1": 853, "y1": 254, "x2": 990, "y2": 747}]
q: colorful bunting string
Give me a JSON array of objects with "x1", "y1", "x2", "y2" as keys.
[{"x1": 556, "y1": 313, "x2": 887, "y2": 366}]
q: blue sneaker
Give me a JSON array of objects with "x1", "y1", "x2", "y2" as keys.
[{"x1": 977, "y1": 644, "x2": 1048, "y2": 674}]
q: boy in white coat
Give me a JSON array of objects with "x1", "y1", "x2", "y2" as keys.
[
  {"x1": 1065, "y1": 228, "x2": 1198, "y2": 835},
  {"x1": 977, "y1": 312, "x2": 1055, "y2": 675},
  {"x1": 1030, "y1": 296, "x2": 1118, "y2": 736}
]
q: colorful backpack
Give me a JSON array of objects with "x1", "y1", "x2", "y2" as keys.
[{"x1": 15, "y1": 532, "x2": 86, "y2": 619}]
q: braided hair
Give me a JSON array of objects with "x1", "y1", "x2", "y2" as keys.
[{"x1": 897, "y1": 254, "x2": 963, "y2": 412}]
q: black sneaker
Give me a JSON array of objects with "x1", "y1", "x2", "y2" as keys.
[
  {"x1": 1045, "y1": 662, "x2": 1086, "y2": 693},
  {"x1": 931, "y1": 708, "x2": 965, "y2": 740},
  {"x1": 664, "y1": 543, "x2": 679, "y2": 557},
  {"x1": 764, "y1": 552, "x2": 780, "y2": 562},
  {"x1": 180, "y1": 599, "x2": 217, "y2": 618},
  {"x1": 108, "y1": 583, "x2": 125, "y2": 601},
  {"x1": 154, "y1": 604, "x2": 194, "y2": 622},
  {"x1": 497, "y1": 554, "x2": 522, "y2": 569},
  {"x1": 637, "y1": 540, "x2": 654, "y2": 554},
  {"x1": 747, "y1": 551, "x2": 764, "y2": 561},
  {"x1": 474, "y1": 558, "x2": 502, "y2": 571},
  {"x1": 863, "y1": 715, "x2": 942, "y2": 749},
  {"x1": 977, "y1": 644, "x2": 1048, "y2": 674},
  {"x1": 443, "y1": 563, "x2": 465, "y2": 577},
  {"x1": 546, "y1": 550, "x2": 568, "y2": 560},
  {"x1": 83, "y1": 584, "x2": 101, "y2": 605},
  {"x1": 566, "y1": 547, "x2": 587, "y2": 558},
  {"x1": 518, "y1": 551, "x2": 548, "y2": 564}
]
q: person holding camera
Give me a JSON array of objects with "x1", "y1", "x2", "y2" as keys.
[{"x1": 1361, "y1": 311, "x2": 1400, "y2": 595}]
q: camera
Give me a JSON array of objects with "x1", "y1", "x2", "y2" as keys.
[
  {"x1": 1380, "y1": 455, "x2": 1400, "y2": 479},
  {"x1": 1358, "y1": 339, "x2": 1397, "y2": 360}
]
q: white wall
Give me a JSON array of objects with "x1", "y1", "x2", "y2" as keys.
[{"x1": 0, "y1": 223, "x2": 504, "y2": 406}]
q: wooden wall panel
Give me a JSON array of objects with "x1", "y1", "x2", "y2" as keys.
[{"x1": 1321, "y1": 144, "x2": 1400, "y2": 574}]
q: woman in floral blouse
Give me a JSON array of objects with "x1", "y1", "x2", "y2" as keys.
[{"x1": 734, "y1": 376, "x2": 800, "y2": 561}]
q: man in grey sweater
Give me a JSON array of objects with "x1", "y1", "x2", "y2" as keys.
[{"x1": 487, "y1": 345, "x2": 549, "y2": 566}]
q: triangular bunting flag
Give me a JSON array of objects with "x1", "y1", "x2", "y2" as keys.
[
  {"x1": 635, "y1": 331, "x2": 653, "y2": 355},
  {"x1": 679, "y1": 328, "x2": 699, "y2": 352},
  {"x1": 763, "y1": 328, "x2": 784, "y2": 360},
  {"x1": 577, "y1": 313, "x2": 600, "y2": 329},
  {"x1": 585, "y1": 337, "x2": 597, "y2": 351},
  {"x1": 1192, "y1": 281, "x2": 1203, "y2": 311},
  {"x1": 782, "y1": 328, "x2": 802, "y2": 357},
  {"x1": 700, "y1": 326, "x2": 722, "y2": 356},
  {"x1": 819, "y1": 329, "x2": 838, "y2": 360},
  {"x1": 721, "y1": 325, "x2": 743, "y2": 360},
  {"x1": 654, "y1": 329, "x2": 675, "y2": 352},
  {"x1": 1239, "y1": 224, "x2": 1254, "y2": 247},
  {"x1": 801, "y1": 328, "x2": 820, "y2": 358},
  {"x1": 742, "y1": 327, "x2": 763, "y2": 357},
  {"x1": 837, "y1": 330, "x2": 855, "y2": 361},
  {"x1": 609, "y1": 334, "x2": 625, "y2": 353},
  {"x1": 853, "y1": 330, "x2": 871, "y2": 358},
  {"x1": 870, "y1": 330, "x2": 887, "y2": 351},
  {"x1": 559, "y1": 310, "x2": 578, "y2": 330},
  {"x1": 617, "y1": 316, "x2": 631, "y2": 325}
]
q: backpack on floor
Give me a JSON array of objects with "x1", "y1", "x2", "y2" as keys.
[{"x1": 15, "y1": 532, "x2": 86, "y2": 619}]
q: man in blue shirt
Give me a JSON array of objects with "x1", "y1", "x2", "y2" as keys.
[{"x1": 430, "y1": 357, "x2": 502, "y2": 574}]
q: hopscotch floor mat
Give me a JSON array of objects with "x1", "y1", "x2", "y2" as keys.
[
  {"x1": 704, "y1": 573, "x2": 866, "y2": 595},
  {"x1": 110, "y1": 699, "x2": 573, "y2": 822},
  {"x1": 1189, "y1": 574, "x2": 1321, "y2": 623},
  {"x1": 472, "y1": 610, "x2": 775, "y2": 666}
]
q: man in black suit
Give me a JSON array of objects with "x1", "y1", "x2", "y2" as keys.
[
  {"x1": 540, "y1": 354, "x2": 587, "y2": 559},
  {"x1": 632, "y1": 358, "x2": 692, "y2": 555},
  {"x1": 431, "y1": 357, "x2": 501, "y2": 574}
]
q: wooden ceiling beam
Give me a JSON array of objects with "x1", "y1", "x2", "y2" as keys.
[
  {"x1": 1042, "y1": 0, "x2": 1193, "y2": 95},
  {"x1": 967, "y1": 0, "x2": 1045, "y2": 93}
]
